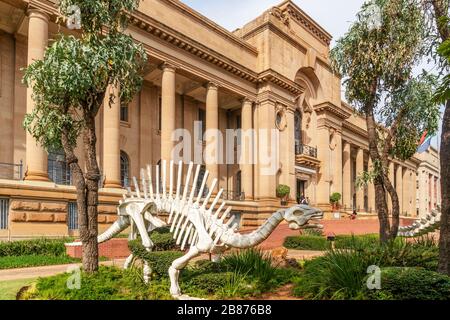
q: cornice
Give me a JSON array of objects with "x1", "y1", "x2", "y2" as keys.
[
  {"x1": 314, "y1": 101, "x2": 351, "y2": 120},
  {"x1": 158, "y1": 0, "x2": 258, "y2": 55},
  {"x1": 282, "y1": 2, "x2": 332, "y2": 46},
  {"x1": 257, "y1": 69, "x2": 305, "y2": 96},
  {"x1": 342, "y1": 121, "x2": 369, "y2": 139}
]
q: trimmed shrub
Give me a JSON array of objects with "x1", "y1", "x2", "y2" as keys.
[
  {"x1": 334, "y1": 234, "x2": 380, "y2": 249},
  {"x1": 0, "y1": 238, "x2": 73, "y2": 257},
  {"x1": 129, "y1": 240, "x2": 182, "y2": 278},
  {"x1": 184, "y1": 272, "x2": 233, "y2": 295},
  {"x1": 364, "y1": 267, "x2": 450, "y2": 300},
  {"x1": 0, "y1": 255, "x2": 79, "y2": 270},
  {"x1": 283, "y1": 235, "x2": 328, "y2": 250}
]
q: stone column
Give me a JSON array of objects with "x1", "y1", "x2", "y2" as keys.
[
  {"x1": 255, "y1": 100, "x2": 277, "y2": 199},
  {"x1": 240, "y1": 98, "x2": 254, "y2": 199},
  {"x1": 396, "y1": 165, "x2": 403, "y2": 215},
  {"x1": 24, "y1": 10, "x2": 49, "y2": 182},
  {"x1": 355, "y1": 147, "x2": 364, "y2": 211},
  {"x1": 342, "y1": 142, "x2": 352, "y2": 210},
  {"x1": 161, "y1": 63, "x2": 176, "y2": 162},
  {"x1": 103, "y1": 85, "x2": 122, "y2": 189},
  {"x1": 402, "y1": 169, "x2": 410, "y2": 216},
  {"x1": 368, "y1": 157, "x2": 376, "y2": 213},
  {"x1": 332, "y1": 131, "x2": 343, "y2": 197},
  {"x1": 430, "y1": 174, "x2": 435, "y2": 211},
  {"x1": 205, "y1": 82, "x2": 219, "y2": 189}
]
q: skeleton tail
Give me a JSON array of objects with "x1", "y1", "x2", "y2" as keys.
[{"x1": 65, "y1": 215, "x2": 131, "y2": 246}]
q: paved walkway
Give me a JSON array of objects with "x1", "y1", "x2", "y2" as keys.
[
  {"x1": 258, "y1": 219, "x2": 383, "y2": 250},
  {"x1": 0, "y1": 259, "x2": 126, "y2": 282}
]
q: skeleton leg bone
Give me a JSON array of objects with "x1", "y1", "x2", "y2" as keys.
[{"x1": 169, "y1": 245, "x2": 201, "y2": 298}]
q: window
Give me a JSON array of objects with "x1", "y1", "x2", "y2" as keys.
[
  {"x1": 120, "y1": 151, "x2": 130, "y2": 188},
  {"x1": 196, "y1": 165, "x2": 208, "y2": 197},
  {"x1": 236, "y1": 115, "x2": 242, "y2": 146},
  {"x1": 198, "y1": 109, "x2": 206, "y2": 141},
  {"x1": 120, "y1": 104, "x2": 129, "y2": 122},
  {"x1": 0, "y1": 198, "x2": 9, "y2": 230},
  {"x1": 48, "y1": 149, "x2": 71, "y2": 185},
  {"x1": 294, "y1": 110, "x2": 302, "y2": 151},
  {"x1": 158, "y1": 96, "x2": 162, "y2": 132},
  {"x1": 68, "y1": 202, "x2": 78, "y2": 230},
  {"x1": 235, "y1": 170, "x2": 242, "y2": 198}
]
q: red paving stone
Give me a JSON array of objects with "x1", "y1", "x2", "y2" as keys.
[{"x1": 258, "y1": 218, "x2": 414, "y2": 250}]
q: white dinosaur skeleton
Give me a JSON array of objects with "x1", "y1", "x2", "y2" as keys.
[
  {"x1": 68, "y1": 160, "x2": 324, "y2": 299},
  {"x1": 397, "y1": 209, "x2": 441, "y2": 237}
]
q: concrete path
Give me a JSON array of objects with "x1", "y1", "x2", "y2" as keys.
[{"x1": 0, "y1": 259, "x2": 126, "y2": 282}]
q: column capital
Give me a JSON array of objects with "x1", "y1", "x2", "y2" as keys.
[
  {"x1": 27, "y1": 9, "x2": 50, "y2": 22},
  {"x1": 162, "y1": 62, "x2": 176, "y2": 73},
  {"x1": 206, "y1": 82, "x2": 219, "y2": 90},
  {"x1": 240, "y1": 96, "x2": 254, "y2": 105}
]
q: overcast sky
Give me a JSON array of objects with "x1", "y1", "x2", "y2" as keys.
[{"x1": 181, "y1": 0, "x2": 443, "y2": 149}]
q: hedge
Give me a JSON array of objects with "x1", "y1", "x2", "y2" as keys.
[
  {"x1": 364, "y1": 267, "x2": 450, "y2": 300},
  {"x1": 0, "y1": 238, "x2": 73, "y2": 257},
  {"x1": 284, "y1": 234, "x2": 386, "y2": 251}
]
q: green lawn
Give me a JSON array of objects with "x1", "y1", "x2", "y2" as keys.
[
  {"x1": 0, "y1": 278, "x2": 37, "y2": 300},
  {"x1": 0, "y1": 255, "x2": 80, "y2": 270}
]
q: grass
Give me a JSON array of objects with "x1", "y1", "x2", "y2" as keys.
[
  {"x1": 0, "y1": 278, "x2": 37, "y2": 300},
  {"x1": 0, "y1": 255, "x2": 80, "y2": 270}
]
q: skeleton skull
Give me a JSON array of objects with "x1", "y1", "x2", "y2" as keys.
[{"x1": 283, "y1": 204, "x2": 324, "y2": 230}]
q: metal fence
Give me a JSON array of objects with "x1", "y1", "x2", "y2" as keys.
[
  {"x1": 68, "y1": 202, "x2": 78, "y2": 230},
  {"x1": 0, "y1": 198, "x2": 9, "y2": 230},
  {"x1": 221, "y1": 190, "x2": 245, "y2": 201},
  {"x1": 295, "y1": 144, "x2": 318, "y2": 158},
  {"x1": 0, "y1": 161, "x2": 23, "y2": 180}
]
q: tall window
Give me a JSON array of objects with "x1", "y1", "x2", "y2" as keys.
[
  {"x1": 196, "y1": 165, "x2": 208, "y2": 197},
  {"x1": 294, "y1": 110, "x2": 302, "y2": 151},
  {"x1": 158, "y1": 96, "x2": 162, "y2": 132},
  {"x1": 120, "y1": 103, "x2": 129, "y2": 122},
  {"x1": 120, "y1": 151, "x2": 130, "y2": 188},
  {"x1": 235, "y1": 170, "x2": 242, "y2": 198},
  {"x1": 48, "y1": 149, "x2": 71, "y2": 185},
  {"x1": 198, "y1": 108, "x2": 206, "y2": 141}
]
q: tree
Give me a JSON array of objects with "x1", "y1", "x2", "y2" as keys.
[
  {"x1": 422, "y1": 0, "x2": 450, "y2": 275},
  {"x1": 331, "y1": 0, "x2": 440, "y2": 243},
  {"x1": 23, "y1": 0, "x2": 147, "y2": 272}
]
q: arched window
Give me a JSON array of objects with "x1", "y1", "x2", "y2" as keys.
[
  {"x1": 294, "y1": 110, "x2": 302, "y2": 153},
  {"x1": 120, "y1": 151, "x2": 130, "y2": 188},
  {"x1": 48, "y1": 149, "x2": 71, "y2": 185}
]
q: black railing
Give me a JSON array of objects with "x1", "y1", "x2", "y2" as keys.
[
  {"x1": 222, "y1": 190, "x2": 245, "y2": 201},
  {"x1": 295, "y1": 144, "x2": 318, "y2": 158},
  {"x1": 0, "y1": 161, "x2": 23, "y2": 180}
]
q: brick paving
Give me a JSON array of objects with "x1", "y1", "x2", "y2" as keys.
[{"x1": 258, "y1": 218, "x2": 413, "y2": 250}]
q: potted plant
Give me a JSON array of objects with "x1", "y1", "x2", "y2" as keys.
[
  {"x1": 330, "y1": 192, "x2": 342, "y2": 210},
  {"x1": 276, "y1": 184, "x2": 290, "y2": 206}
]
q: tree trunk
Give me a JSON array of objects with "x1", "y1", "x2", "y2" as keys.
[
  {"x1": 365, "y1": 87, "x2": 395, "y2": 243},
  {"x1": 439, "y1": 100, "x2": 450, "y2": 275},
  {"x1": 80, "y1": 111, "x2": 100, "y2": 273},
  {"x1": 384, "y1": 175, "x2": 400, "y2": 239}
]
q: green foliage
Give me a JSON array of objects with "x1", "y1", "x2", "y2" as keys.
[
  {"x1": 300, "y1": 228, "x2": 324, "y2": 237},
  {"x1": 330, "y1": 0, "x2": 439, "y2": 166},
  {"x1": 364, "y1": 267, "x2": 450, "y2": 300},
  {"x1": 0, "y1": 255, "x2": 79, "y2": 270},
  {"x1": 434, "y1": 39, "x2": 450, "y2": 104},
  {"x1": 129, "y1": 243, "x2": 183, "y2": 278},
  {"x1": 0, "y1": 238, "x2": 73, "y2": 257},
  {"x1": 293, "y1": 236, "x2": 440, "y2": 299},
  {"x1": 22, "y1": 266, "x2": 173, "y2": 300},
  {"x1": 276, "y1": 184, "x2": 290, "y2": 198},
  {"x1": 334, "y1": 234, "x2": 381, "y2": 249},
  {"x1": 284, "y1": 235, "x2": 328, "y2": 251},
  {"x1": 221, "y1": 249, "x2": 277, "y2": 287},
  {"x1": 329, "y1": 192, "x2": 342, "y2": 204},
  {"x1": 23, "y1": 0, "x2": 147, "y2": 152}
]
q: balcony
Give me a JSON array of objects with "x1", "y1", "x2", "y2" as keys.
[
  {"x1": 0, "y1": 161, "x2": 23, "y2": 181},
  {"x1": 221, "y1": 190, "x2": 246, "y2": 201},
  {"x1": 295, "y1": 144, "x2": 321, "y2": 169}
]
